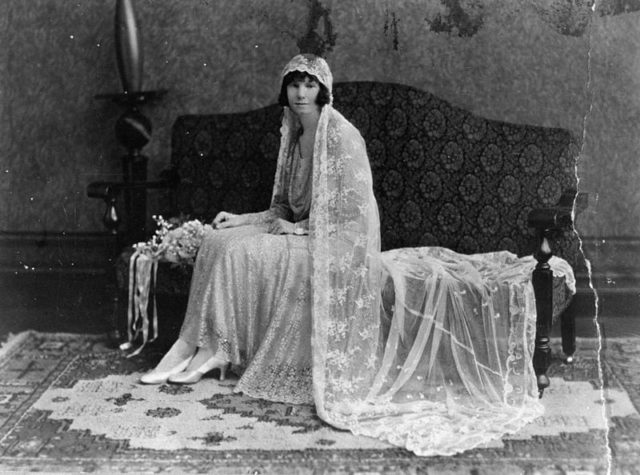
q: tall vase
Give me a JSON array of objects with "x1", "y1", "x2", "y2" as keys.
[{"x1": 115, "y1": 0, "x2": 143, "y2": 93}]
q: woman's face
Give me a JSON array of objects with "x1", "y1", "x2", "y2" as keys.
[{"x1": 287, "y1": 76, "x2": 321, "y2": 116}]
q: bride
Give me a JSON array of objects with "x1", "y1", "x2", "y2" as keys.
[{"x1": 139, "y1": 53, "x2": 545, "y2": 456}]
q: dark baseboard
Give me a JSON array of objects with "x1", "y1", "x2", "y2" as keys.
[
  {"x1": 568, "y1": 287, "x2": 640, "y2": 319},
  {"x1": 0, "y1": 231, "x2": 118, "y2": 274},
  {"x1": 575, "y1": 236, "x2": 640, "y2": 317},
  {"x1": 0, "y1": 231, "x2": 637, "y2": 316}
]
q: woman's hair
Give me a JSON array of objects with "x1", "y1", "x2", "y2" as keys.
[{"x1": 278, "y1": 71, "x2": 331, "y2": 107}]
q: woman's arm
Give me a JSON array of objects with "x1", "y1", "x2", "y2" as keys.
[
  {"x1": 212, "y1": 210, "x2": 273, "y2": 229},
  {"x1": 214, "y1": 141, "x2": 299, "y2": 231},
  {"x1": 212, "y1": 208, "x2": 298, "y2": 231}
]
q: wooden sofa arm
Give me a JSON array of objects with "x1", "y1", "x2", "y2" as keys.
[
  {"x1": 528, "y1": 191, "x2": 588, "y2": 230},
  {"x1": 87, "y1": 168, "x2": 179, "y2": 233}
]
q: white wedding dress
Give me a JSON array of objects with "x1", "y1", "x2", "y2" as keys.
[{"x1": 166, "y1": 54, "x2": 574, "y2": 456}]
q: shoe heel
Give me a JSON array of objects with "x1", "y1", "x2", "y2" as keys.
[{"x1": 219, "y1": 364, "x2": 227, "y2": 381}]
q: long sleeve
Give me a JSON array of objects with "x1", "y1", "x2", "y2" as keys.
[{"x1": 270, "y1": 188, "x2": 293, "y2": 221}]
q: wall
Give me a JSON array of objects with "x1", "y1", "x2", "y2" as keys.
[
  {"x1": 581, "y1": 8, "x2": 640, "y2": 237},
  {"x1": 0, "y1": 0, "x2": 638, "y2": 285}
]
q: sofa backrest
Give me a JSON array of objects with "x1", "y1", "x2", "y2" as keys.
[{"x1": 170, "y1": 81, "x2": 581, "y2": 266}]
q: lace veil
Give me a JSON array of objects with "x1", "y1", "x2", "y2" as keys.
[{"x1": 272, "y1": 54, "x2": 544, "y2": 456}]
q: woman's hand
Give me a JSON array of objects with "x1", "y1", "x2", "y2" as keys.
[
  {"x1": 267, "y1": 217, "x2": 295, "y2": 235},
  {"x1": 213, "y1": 211, "x2": 244, "y2": 229}
]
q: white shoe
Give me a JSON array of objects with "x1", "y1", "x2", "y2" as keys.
[
  {"x1": 139, "y1": 357, "x2": 192, "y2": 385},
  {"x1": 167, "y1": 356, "x2": 229, "y2": 384}
]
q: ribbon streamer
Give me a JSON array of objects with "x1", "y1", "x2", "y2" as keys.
[{"x1": 124, "y1": 251, "x2": 159, "y2": 357}]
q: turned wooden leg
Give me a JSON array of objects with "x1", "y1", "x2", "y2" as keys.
[
  {"x1": 561, "y1": 304, "x2": 576, "y2": 364},
  {"x1": 106, "y1": 293, "x2": 124, "y2": 349},
  {"x1": 532, "y1": 234, "x2": 553, "y2": 398},
  {"x1": 102, "y1": 206, "x2": 124, "y2": 349},
  {"x1": 105, "y1": 252, "x2": 129, "y2": 350}
]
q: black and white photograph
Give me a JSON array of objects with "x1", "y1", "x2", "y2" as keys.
[{"x1": 0, "y1": 0, "x2": 638, "y2": 473}]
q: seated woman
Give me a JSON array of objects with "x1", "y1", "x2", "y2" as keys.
[
  {"x1": 139, "y1": 53, "x2": 546, "y2": 456},
  {"x1": 140, "y1": 53, "x2": 326, "y2": 404}
]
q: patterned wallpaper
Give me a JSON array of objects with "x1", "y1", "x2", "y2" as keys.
[{"x1": 0, "y1": 0, "x2": 637, "y2": 239}]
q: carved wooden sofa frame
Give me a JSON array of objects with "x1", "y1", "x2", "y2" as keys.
[{"x1": 89, "y1": 81, "x2": 585, "y2": 397}]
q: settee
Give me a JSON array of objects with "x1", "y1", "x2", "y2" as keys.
[{"x1": 89, "y1": 81, "x2": 584, "y2": 396}]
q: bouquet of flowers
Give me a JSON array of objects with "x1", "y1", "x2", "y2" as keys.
[
  {"x1": 133, "y1": 215, "x2": 206, "y2": 265},
  {"x1": 124, "y1": 215, "x2": 207, "y2": 356}
]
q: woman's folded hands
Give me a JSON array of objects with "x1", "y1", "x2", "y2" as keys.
[{"x1": 213, "y1": 211, "x2": 306, "y2": 236}]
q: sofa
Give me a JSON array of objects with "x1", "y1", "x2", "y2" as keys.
[{"x1": 89, "y1": 81, "x2": 584, "y2": 396}]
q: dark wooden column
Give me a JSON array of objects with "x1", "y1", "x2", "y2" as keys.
[{"x1": 90, "y1": 90, "x2": 167, "y2": 346}]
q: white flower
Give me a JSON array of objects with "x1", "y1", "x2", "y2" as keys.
[{"x1": 133, "y1": 216, "x2": 205, "y2": 265}]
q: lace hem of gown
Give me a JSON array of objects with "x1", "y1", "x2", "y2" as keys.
[
  {"x1": 234, "y1": 364, "x2": 313, "y2": 405},
  {"x1": 178, "y1": 224, "x2": 314, "y2": 405}
]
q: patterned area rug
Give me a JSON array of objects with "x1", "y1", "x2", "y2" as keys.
[{"x1": 0, "y1": 331, "x2": 638, "y2": 474}]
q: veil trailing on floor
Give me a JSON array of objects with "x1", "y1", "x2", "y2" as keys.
[{"x1": 274, "y1": 54, "x2": 544, "y2": 456}]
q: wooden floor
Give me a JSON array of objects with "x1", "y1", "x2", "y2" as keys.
[{"x1": 1, "y1": 271, "x2": 639, "y2": 342}]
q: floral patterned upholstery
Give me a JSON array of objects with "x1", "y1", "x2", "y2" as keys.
[{"x1": 117, "y1": 81, "x2": 582, "y2": 305}]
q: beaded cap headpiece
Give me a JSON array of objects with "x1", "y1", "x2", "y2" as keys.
[{"x1": 281, "y1": 54, "x2": 333, "y2": 103}]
